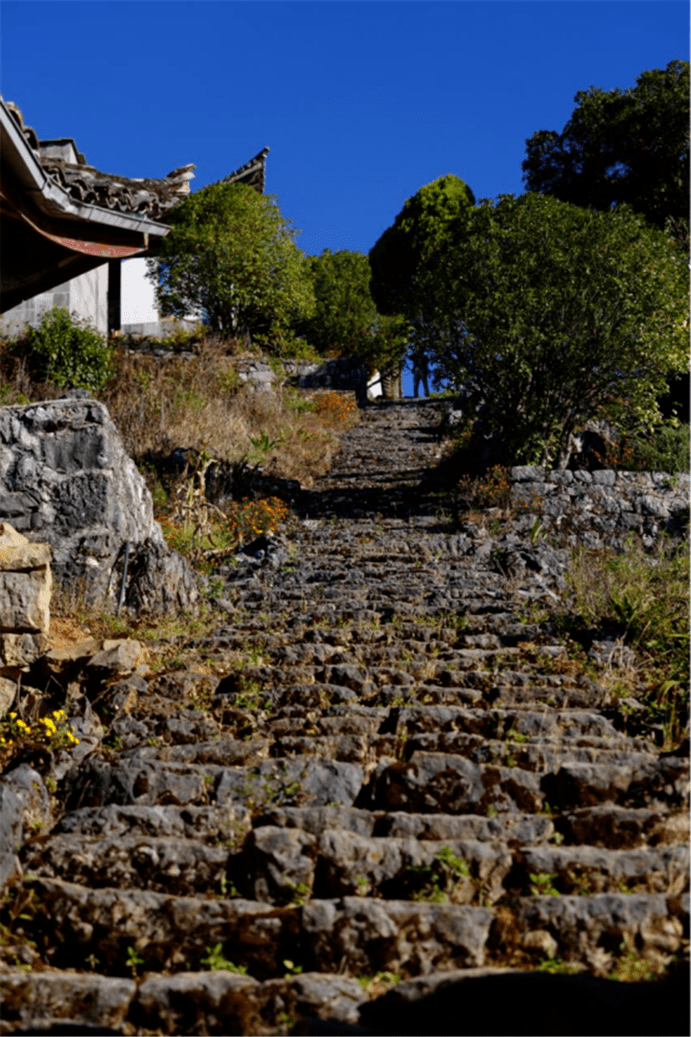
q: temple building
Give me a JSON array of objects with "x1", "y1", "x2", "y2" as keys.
[{"x1": 0, "y1": 97, "x2": 268, "y2": 338}]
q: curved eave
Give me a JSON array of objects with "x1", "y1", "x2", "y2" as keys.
[{"x1": 0, "y1": 99, "x2": 169, "y2": 240}]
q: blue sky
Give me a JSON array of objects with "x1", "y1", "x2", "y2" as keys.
[
  {"x1": 2, "y1": 1, "x2": 686, "y2": 256},
  {"x1": 1, "y1": 1, "x2": 687, "y2": 389}
]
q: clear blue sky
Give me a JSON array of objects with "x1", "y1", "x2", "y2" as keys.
[
  {"x1": 1, "y1": 1, "x2": 687, "y2": 388},
  {"x1": 2, "y1": 1, "x2": 686, "y2": 257}
]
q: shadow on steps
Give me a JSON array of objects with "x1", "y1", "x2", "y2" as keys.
[{"x1": 348, "y1": 966, "x2": 691, "y2": 1037}]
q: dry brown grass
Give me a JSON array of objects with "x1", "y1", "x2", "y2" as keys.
[
  {"x1": 0, "y1": 331, "x2": 358, "y2": 488},
  {"x1": 101, "y1": 338, "x2": 357, "y2": 485}
]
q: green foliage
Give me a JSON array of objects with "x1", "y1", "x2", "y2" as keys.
[
  {"x1": 150, "y1": 182, "x2": 315, "y2": 341},
  {"x1": 618, "y1": 422, "x2": 690, "y2": 474},
  {"x1": 421, "y1": 193, "x2": 688, "y2": 466},
  {"x1": 201, "y1": 944, "x2": 248, "y2": 973},
  {"x1": 529, "y1": 872, "x2": 561, "y2": 896},
  {"x1": 369, "y1": 174, "x2": 476, "y2": 320},
  {"x1": 300, "y1": 249, "x2": 379, "y2": 357},
  {"x1": 25, "y1": 307, "x2": 114, "y2": 391},
  {"x1": 125, "y1": 946, "x2": 144, "y2": 977},
  {"x1": 409, "y1": 846, "x2": 471, "y2": 902},
  {"x1": 522, "y1": 59, "x2": 690, "y2": 245},
  {"x1": 537, "y1": 956, "x2": 583, "y2": 975}
]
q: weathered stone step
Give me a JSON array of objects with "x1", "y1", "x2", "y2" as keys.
[
  {"x1": 556, "y1": 804, "x2": 690, "y2": 849},
  {"x1": 389, "y1": 706, "x2": 623, "y2": 740},
  {"x1": 25, "y1": 877, "x2": 300, "y2": 979},
  {"x1": 254, "y1": 806, "x2": 555, "y2": 846},
  {"x1": 369, "y1": 751, "x2": 689, "y2": 815},
  {"x1": 402, "y1": 734, "x2": 656, "y2": 773},
  {"x1": 42, "y1": 812, "x2": 686, "y2": 909},
  {"x1": 54, "y1": 802, "x2": 251, "y2": 844},
  {"x1": 15, "y1": 874, "x2": 691, "y2": 993},
  {"x1": 509, "y1": 843, "x2": 689, "y2": 896},
  {"x1": 245, "y1": 826, "x2": 512, "y2": 904},
  {"x1": 65, "y1": 754, "x2": 366, "y2": 812},
  {"x1": 24, "y1": 834, "x2": 231, "y2": 897}
]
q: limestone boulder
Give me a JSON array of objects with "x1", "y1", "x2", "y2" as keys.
[{"x1": 0, "y1": 398, "x2": 198, "y2": 613}]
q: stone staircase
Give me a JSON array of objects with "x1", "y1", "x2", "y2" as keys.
[{"x1": 2, "y1": 399, "x2": 689, "y2": 1035}]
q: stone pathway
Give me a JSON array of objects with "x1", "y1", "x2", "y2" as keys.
[{"x1": 3, "y1": 399, "x2": 689, "y2": 1035}]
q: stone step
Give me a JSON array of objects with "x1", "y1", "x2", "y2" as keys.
[
  {"x1": 64, "y1": 754, "x2": 366, "y2": 812},
  {"x1": 15, "y1": 874, "x2": 691, "y2": 995}
]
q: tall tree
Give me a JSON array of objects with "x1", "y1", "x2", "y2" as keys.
[
  {"x1": 369, "y1": 174, "x2": 476, "y2": 320},
  {"x1": 300, "y1": 250, "x2": 378, "y2": 357},
  {"x1": 419, "y1": 193, "x2": 689, "y2": 467},
  {"x1": 149, "y1": 182, "x2": 315, "y2": 339},
  {"x1": 522, "y1": 60, "x2": 690, "y2": 243}
]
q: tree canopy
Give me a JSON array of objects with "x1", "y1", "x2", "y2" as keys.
[
  {"x1": 522, "y1": 60, "x2": 690, "y2": 242},
  {"x1": 149, "y1": 182, "x2": 315, "y2": 339},
  {"x1": 418, "y1": 193, "x2": 689, "y2": 466},
  {"x1": 369, "y1": 174, "x2": 476, "y2": 320},
  {"x1": 300, "y1": 249, "x2": 378, "y2": 357},
  {"x1": 297, "y1": 249, "x2": 410, "y2": 387}
]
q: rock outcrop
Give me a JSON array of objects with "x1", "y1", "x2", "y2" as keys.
[{"x1": 0, "y1": 396, "x2": 198, "y2": 613}]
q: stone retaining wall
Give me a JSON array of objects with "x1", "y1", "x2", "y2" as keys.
[
  {"x1": 0, "y1": 523, "x2": 50, "y2": 692},
  {"x1": 236, "y1": 357, "x2": 369, "y2": 404},
  {"x1": 510, "y1": 466, "x2": 690, "y2": 549}
]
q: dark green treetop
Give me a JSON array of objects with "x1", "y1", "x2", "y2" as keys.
[
  {"x1": 522, "y1": 60, "x2": 690, "y2": 244},
  {"x1": 368, "y1": 174, "x2": 476, "y2": 319},
  {"x1": 299, "y1": 249, "x2": 378, "y2": 357}
]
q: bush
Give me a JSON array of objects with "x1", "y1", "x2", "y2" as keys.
[
  {"x1": 26, "y1": 307, "x2": 114, "y2": 391},
  {"x1": 623, "y1": 423, "x2": 690, "y2": 473}
]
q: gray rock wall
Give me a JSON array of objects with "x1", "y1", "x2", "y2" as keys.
[
  {"x1": 510, "y1": 466, "x2": 689, "y2": 549},
  {"x1": 0, "y1": 398, "x2": 197, "y2": 612},
  {"x1": 236, "y1": 357, "x2": 369, "y2": 404}
]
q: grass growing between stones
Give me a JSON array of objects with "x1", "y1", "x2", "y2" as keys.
[{"x1": 552, "y1": 538, "x2": 689, "y2": 749}]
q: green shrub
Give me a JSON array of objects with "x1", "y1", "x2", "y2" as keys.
[
  {"x1": 26, "y1": 307, "x2": 114, "y2": 391},
  {"x1": 623, "y1": 422, "x2": 690, "y2": 473}
]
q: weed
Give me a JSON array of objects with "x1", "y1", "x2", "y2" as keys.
[
  {"x1": 537, "y1": 956, "x2": 584, "y2": 975},
  {"x1": 283, "y1": 958, "x2": 304, "y2": 976},
  {"x1": 126, "y1": 946, "x2": 144, "y2": 978},
  {"x1": 357, "y1": 971, "x2": 402, "y2": 995},
  {"x1": 409, "y1": 846, "x2": 471, "y2": 903},
  {"x1": 552, "y1": 538, "x2": 689, "y2": 748},
  {"x1": 201, "y1": 944, "x2": 248, "y2": 973},
  {"x1": 529, "y1": 872, "x2": 561, "y2": 896},
  {"x1": 610, "y1": 937, "x2": 665, "y2": 982}
]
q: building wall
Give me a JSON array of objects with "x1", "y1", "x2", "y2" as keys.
[
  {"x1": 121, "y1": 257, "x2": 159, "y2": 325},
  {"x1": 0, "y1": 265, "x2": 109, "y2": 336}
]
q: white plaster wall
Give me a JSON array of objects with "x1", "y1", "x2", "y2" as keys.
[
  {"x1": 69, "y1": 266, "x2": 108, "y2": 334},
  {"x1": 0, "y1": 266, "x2": 107, "y2": 336},
  {"x1": 121, "y1": 257, "x2": 159, "y2": 324}
]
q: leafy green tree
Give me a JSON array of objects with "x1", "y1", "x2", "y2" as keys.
[
  {"x1": 369, "y1": 174, "x2": 476, "y2": 320},
  {"x1": 300, "y1": 249, "x2": 378, "y2": 357},
  {"x1": 149, "y1": 182, "x2": 315, "y2": 339},
  {"x1": 419, "y1": 193, "x2": 689, "y2": 467},
  {"x1": 522, "y1": 60, "x2": 690, "y2": 243}
]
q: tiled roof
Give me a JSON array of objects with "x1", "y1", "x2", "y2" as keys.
[
  {"x1": 221, "y1": 147, "x2": 270, "y2": 194},
  {"x1": 5, "y1": 101, "x2": 195, "y2": 220}
]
